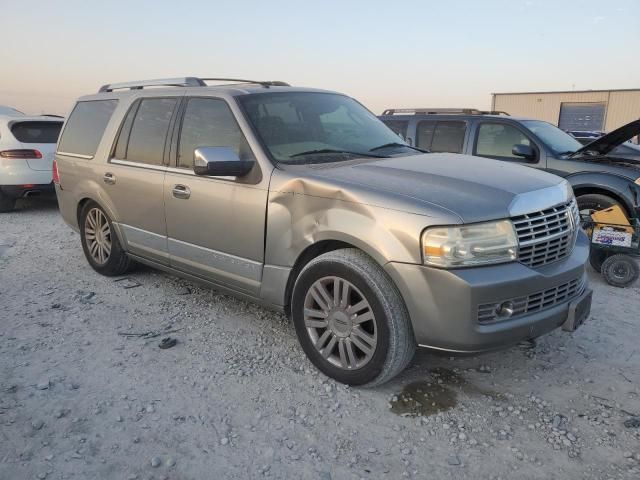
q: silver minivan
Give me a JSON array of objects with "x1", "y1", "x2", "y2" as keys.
[{"x1": 54, "y1": 77, "x2": 591, "y2": 385}]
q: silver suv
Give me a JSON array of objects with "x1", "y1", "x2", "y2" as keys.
[{"x1": 55, "y1": 77, "x2": 592, "y2": 386}]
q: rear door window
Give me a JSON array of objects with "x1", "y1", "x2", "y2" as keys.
[
  {"x1": 475, "y1": 123, "x2": 531, "y2": 160},
  {"x1": 124, "y1": 98, "x2": 178, "y2": 166},
  {"x1": 431, "y1": 121, "x2": 466, "y2": 153},
  {"x1": 11, "y1": 122, "x2": 62, "y2": 143},
  {"x1": 416, "y1": 121, "x2": 435, "y2": 149},
  {"x1": 57, "y1": 100, "x2": 118, "y2": 157},
  {"x1": 416, "y1": 120, "x2": 466, "y2": 153}
]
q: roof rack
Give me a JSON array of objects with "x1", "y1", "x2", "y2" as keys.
[
  {"x1": 381, "y1": 108, "x2": 510, "y2": 116},
  {"x1": 98, "y1": 77, "x2": 290, "y2": 93}
]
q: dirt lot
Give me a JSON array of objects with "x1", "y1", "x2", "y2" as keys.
[{"x1": 1, "y1": 198, "x2": 639, "y2": 480}]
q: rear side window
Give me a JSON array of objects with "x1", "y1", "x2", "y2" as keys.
[
  {"x1": 124, "y1": 98, "x2": 177, "y2": 165},
  {"x1": 11, "y1": 122, "x2": 62, "y2": 143},
  {"x1": 177, "y1": 98, "x2": 253, "y2": 169},
  {"x1": 417, "y1": 121, "x2": 466, "y2": 152},
  {"x1": 57, "y1": 100, "x2": 118, "y2": 157}
]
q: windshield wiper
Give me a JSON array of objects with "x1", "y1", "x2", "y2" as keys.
[
  {"x1": 558, "y1": 150, "x2": 578, "y2": 156},
  {"x1": 369, "y1": 142, "x2": 428, "y2": 153},
  {"x1": 289, "y1": 149, "x2": 387, "y2": 159}
]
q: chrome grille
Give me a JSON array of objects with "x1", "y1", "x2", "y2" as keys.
[
  {"x1": 512, "y1": 199, "x2": 579, "y2": 268},
  {"x1": 477, "y1": 276, "x2": 585, "y2": 324}
]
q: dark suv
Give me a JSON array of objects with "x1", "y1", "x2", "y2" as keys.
[{"x1": 379, "y1": 109, "x2": 640, "y2": 219}]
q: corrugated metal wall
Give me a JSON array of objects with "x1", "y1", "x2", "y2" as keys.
[
  {"x1": 606, "y1": 91, "x2": 640, "y2": 130},
  {"x1": 492, "y1": 90, "x2": 640, "y2": 132}
]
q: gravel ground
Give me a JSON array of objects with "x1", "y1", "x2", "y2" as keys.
[{"x1": 1, "y1": 198, "x2": 639, "y2": 480}]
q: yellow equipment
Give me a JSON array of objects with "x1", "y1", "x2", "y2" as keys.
[{"x1": 591, "y1": 205, "x2": 634, "y2": 234}]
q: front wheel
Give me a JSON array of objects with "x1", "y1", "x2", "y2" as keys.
[
  {"x1": 79, "y1": 201, "x2": 132, "y2": 276},
  {"x1": 291, "y1": 249, "x2": 415, "y2": 386}
]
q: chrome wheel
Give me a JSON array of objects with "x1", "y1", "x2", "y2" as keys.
[
  {"x1": 84, "y1": 208, "x2": 112, "y2": 265},
  {"x1": 303, "y1": 276, "x2": 377, "y2": 370}
]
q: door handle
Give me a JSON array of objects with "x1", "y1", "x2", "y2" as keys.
[
  {"x1": 103, "y1": 172, "x2": 116, "y2": 185},
  {"x1": 172, "y1": 184, "x2": 191, "y2": 199}
]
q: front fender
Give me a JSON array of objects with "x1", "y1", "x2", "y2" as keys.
[{"x1": 264, "y1": 190, "x2": 433, "y2": 268}]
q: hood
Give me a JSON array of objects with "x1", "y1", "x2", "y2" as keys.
[
  {"x1": 292, "y1": 153, "x2": 571, "y2": 223},
  {"x1": 570, "y1": 119, "x2": 640, "y2": 157}
]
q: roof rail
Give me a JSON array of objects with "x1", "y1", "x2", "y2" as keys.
[
  {"x1": 200, "y1": 78, "x2": 290, "y2": 87},
  {"x1": 98, "y1": 77, "x2": 290, "y2": 93},
  {"x1": 381, "y1": 108, "x2": 510, "y2": 116}
]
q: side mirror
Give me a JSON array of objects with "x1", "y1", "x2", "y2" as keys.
[
  {"x1": 512, "y1": 144, "x2": 536, "y2": 161},
  {"x1": 193, "y1": 147, "x2": 254, "y2": 177}
]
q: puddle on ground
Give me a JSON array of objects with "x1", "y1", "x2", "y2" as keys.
[
  {"x1": 389, "y1": 367, "x2": 499, "y2": 417},
  {"x1": 0, "y1": 245, "x2": 11, "y2": 258}
]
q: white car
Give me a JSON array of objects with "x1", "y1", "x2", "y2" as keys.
[{"x1": 0, "y1": 109, "x2": 63, "y2": 212}]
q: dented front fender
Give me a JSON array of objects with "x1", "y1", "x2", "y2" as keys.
[{"x1": 265, "y1": 170, "x2": 459, "y2": 269}]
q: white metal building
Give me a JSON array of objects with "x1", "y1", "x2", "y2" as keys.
[{"x1": 491, "y1": 88, "x2": 640, "y2": 134}]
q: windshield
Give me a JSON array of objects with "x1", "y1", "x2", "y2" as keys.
[
  {"x1": 521, "y1": 120, "x2": 583, "y2": 155},
  {"x1": 238, "y1": 92, "x2": 411, "y2": 164}
]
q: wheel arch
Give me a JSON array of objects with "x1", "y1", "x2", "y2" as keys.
[
  {"x1": 566, "y1": 172, "x2": 637, "y2": 216},
  {"x1": 76, "y1": 196, "x2": 127, "y2": 250},
  {"x1": 282, "y1": 239, "x2": 361, "y2": 316},
  {"x1": 572, "y1": 186, "x2": 631, "y2": 216}
]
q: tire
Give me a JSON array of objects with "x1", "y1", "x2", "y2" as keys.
[
  {"x1": 576, "y1": 193, "x2": 624, "y2": 223},
  {"x1": 79, "y1": 201, "x2": 132, "y2": 276},
  {"x1": 0, "y1": 190, "x2": 16, "y2": 213},
  {"x1": 601, "y1": 254, "x2": 639, "y2": 288},
  {"x1": 588, "y1": 249, "x2": 610, "y2": 273},
  {"x1": 291, "y1": 248, "x2": 416, "y2": 386}
]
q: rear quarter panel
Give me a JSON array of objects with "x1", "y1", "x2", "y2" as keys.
[{"x1": 54, "y1": 96, "x2": 131, "y2": 233}]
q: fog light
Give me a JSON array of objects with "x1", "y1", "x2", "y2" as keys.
[{"x1": 494, "y1": 301, "x2": 514, "y2": 319}]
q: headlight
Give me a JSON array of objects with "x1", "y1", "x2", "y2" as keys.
[
  {"x1": 635, "y1": 177, "x2": 640, "y2": 185},
  {"x1": 422, "y1": 220, "x2": 518, "y2": 268}
]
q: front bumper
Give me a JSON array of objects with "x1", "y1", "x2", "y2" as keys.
[{"x1": 385, "y1": 230, "x2": 590, "y2": 352}]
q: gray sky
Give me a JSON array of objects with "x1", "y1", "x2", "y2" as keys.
[{"x1": 1, "y1": 0, "x2": 638, "y2": 116}]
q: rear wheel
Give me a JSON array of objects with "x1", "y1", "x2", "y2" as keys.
[
  {"x1": 0, "y1": 190, "x2": 16, "y2": 213},
  {"x1": 576, "y1": 193, "x2": 624, "y2": 223},
  {"x1": 291, "y1": 248, "x2": 415, "y2": 386},
  {"x1": 601, "y1": 254, "x2": 639, "y2": 288},
  {"x1": 79, "y1": 201, "x2": 132, "y2": 276}
]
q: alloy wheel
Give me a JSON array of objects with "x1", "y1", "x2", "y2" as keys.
[
  {"x1": 303, "y1": 276, "x2": 377, "y2": 370},
  {"x1": 84, "y1": 208, "x2": 112, "y2": 265}
]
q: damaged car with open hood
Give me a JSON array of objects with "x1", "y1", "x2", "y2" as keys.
[
  {"x1": 54, "y1": 77, "x2": 591, "y2": 386},
  {"x1": 379, "y1": 111, "x2": 640, "y2": 221},
  {"x1": 559, "y1": 119, "x2": 640, "y2": 217}
]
